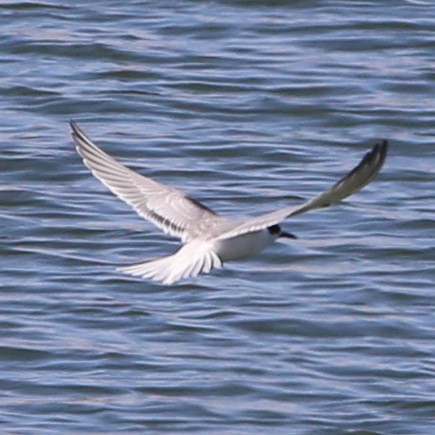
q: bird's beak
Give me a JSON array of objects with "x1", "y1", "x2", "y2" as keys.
[{"x1": 280, "y1": 231, "x2": 297, "y2": 239}]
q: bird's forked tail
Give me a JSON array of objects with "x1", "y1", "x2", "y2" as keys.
[{"x1": 117, "y1": 241, "x2": 222, "y2": 285}]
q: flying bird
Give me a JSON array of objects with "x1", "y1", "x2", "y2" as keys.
[{"x1": 71, "y1": 121, "x2": 387, "y2": 285}]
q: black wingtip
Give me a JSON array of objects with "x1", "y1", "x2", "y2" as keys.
[
  {"x1": 381, "y1": 140, "x2": 388, "y2": 160},
  {"x1": 364, "y1": 139, "x2": 388, "y2": 169},
  {"x1": 374, "y1": 139, "x2": 388, "y2": 166},
  {"x1": 372, "y1": 139, "x2": 387, "y2": 152},
  {"x1": 69, "y1": 119, "x2": 80, "y2": 134},
  {"x1": 69, "y1": 121, "x2": 89, "y2": 147},
  {"x1": 378, "y1": 139, "x2": 388, "y2": 152}
]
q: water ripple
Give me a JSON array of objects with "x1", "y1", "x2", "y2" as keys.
[{"x1": 0, "y1": 0, "x2": 434, "y2": 433}]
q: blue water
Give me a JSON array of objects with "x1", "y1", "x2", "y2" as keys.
[{"x1": 1, "y1": 0, "x2": 434, "y2": 433}]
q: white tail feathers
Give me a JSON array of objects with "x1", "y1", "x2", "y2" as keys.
[{"x1": 118, "y1": 241, "x2": 223, "y2": 285}]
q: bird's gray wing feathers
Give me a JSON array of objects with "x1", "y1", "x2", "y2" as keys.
[
  {"x1": 71, "y1": 121, "x2": 224, "y2": 241},
  {"x1": 217, "y1": 141, "x2": 388, "y2": 240}
]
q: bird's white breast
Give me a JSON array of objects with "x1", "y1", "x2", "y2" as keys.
[{"x1": 213, "y1": 229, "x2": 273, "y2": 262}]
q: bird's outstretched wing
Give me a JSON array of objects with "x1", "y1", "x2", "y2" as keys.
[
  {"x1": 71, "y1": 121, "x2": 225, "y2": 242},
  {"x1": 217, "y1": 141, "x2": 388, "y2": 241}
]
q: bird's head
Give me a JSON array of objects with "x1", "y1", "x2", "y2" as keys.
[{"x1": 267, "y1": 224, "x2": 297, "y2": 240}]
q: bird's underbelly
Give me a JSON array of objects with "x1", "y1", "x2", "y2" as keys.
[{"x1": 213, "y1": 231, "x2": 270, "y2": 262}]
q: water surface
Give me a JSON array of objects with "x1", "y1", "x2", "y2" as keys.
[{"x1": 1, "y1": 0, "x2": 434, "y2": 433}]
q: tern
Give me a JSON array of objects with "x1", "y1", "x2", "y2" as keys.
[{"x1": 71, "y1": 121, "x2": 387, "y2": 285}]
